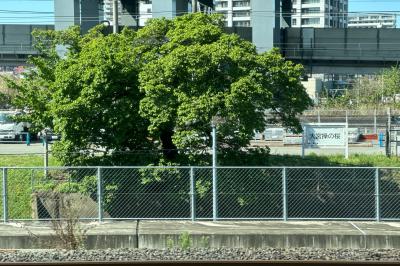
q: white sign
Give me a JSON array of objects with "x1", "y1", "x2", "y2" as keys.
[
  {"x1": 302, "y1": 123, "x2": 348, "y2": 159},
  {"x1": 304, "y1": 125, "x2": 346, "y2": 147}
]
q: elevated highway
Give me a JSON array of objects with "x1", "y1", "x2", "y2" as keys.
[
  {"x1": 281, "y1": 28, "x2": 400, "y2": 75},
  {"x1": 0, "y1": 24, "x2": 53, "y2": 70},
  {"x1": 2, "y1": 25, "x2": 400, "y2": 76}
]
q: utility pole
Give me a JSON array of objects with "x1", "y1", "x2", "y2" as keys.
[
  {"x1": 113, "y1": 0, "x2": 119, "y2": 34},
  {"x1": 192, "y1": 0, "x2": 198, "y2": 13}
]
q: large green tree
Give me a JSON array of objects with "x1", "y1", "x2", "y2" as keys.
[
  {"x1": 382, "y1": 67, "x2": 400, "y2": 104},
  {"x1": 50, "y1": 27, "x2": 151, "y2": 165},
  {"x1": 9, "y1": 13, "x2": 311, "y2": 166},
  {"x1": 319, "y1": 67, "x2": 400, "y2": 109},
  {"x1": 9, "y1": 26, "x2": 152, "y2": 165},
  {"x1": 138, "y1": 14, "x2": 312, "y2": 162},
  {"x1": 6, "y1": 27, "x2": 82, "y2": 132}
]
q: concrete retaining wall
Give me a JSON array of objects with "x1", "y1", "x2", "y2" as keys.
[{"x1": 1, "y1": 221, "x2": 400, "y2": 249}]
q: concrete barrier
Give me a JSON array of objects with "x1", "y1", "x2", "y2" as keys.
[
  {"x1": 137, "y1": 221, "x2": 400, "y2": 249},
  {"x1": 0, "y1": 220, "x2": 399, "y2": 249},
  {"x1": 0, "y1": 221, "x2": 138, "y2": 249}
]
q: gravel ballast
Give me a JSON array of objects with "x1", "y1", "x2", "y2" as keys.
[{"x1": 0, "y1": 248, "x2": 399, "y2": 262}]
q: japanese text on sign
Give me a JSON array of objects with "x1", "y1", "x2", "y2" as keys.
[{"x1": 304, "y1": 125, "x2": 346, "y2": 147}]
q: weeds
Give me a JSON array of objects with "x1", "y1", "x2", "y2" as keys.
[
  {"x1": 200, "y1": 236, "x2": 210, "y2": 248},
  {"x1": 166, "y1": 232, "x2": 193, "y2": 249},
  {"x1": 166, "y1": 236, "x2": 174, "y2": 249},
  {"x1": 44, "y1": 192, "x2": 90, "y2": 249},
  {"x1": 179, "y1": 232, "x2": 192, "y2": 250}
]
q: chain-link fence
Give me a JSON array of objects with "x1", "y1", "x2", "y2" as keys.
[
  {"x1": 255, "y1": 109, "x2": 397, "y2": 146},
  {"x1": 300, "y1": 109, "x2": 396, "y2": 135},
  {"x1": 2, "y1": 166, "x2": 400, "y2": 221}
]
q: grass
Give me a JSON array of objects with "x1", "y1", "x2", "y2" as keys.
[
  {"x1": 268, "y1": 153, "x2": 400, "y2": 167},
  {"x1": 0, "y1": 153, "x2": 399, "y2": 168},
  {"x1": 0, "y1": 155, "x2": 61, "y2": 219},
  {"x1": 0, "y1": 155, "x2": 60, "y2": 167}
]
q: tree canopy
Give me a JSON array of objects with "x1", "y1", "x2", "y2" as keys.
[
  {"x1": 7, "y1": 13, "x2": 312, "y2": 166},
  {"x1": 138, "y1": 14, "x2": 311, "y2": 163},
  {"x1": 319, "y1": 66, "x2": 400, "y2": 109}
]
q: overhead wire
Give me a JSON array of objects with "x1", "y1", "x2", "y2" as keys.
[{"x1": 0, "y1": 4, "x2": 398, "y2": 49}]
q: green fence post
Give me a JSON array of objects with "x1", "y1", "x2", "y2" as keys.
[
  {"x1": 375, "y1": 168, "x2": 380, "y2": 222},
  {"x1": 2, "y1": 168, "x2": 8, "y2": 223},
  {"x1": 190, "y1": 167, "x2": 196, "y2": 221},
  {"x1": 97, "y1": 167, "x2": 103, "y2": 222}
]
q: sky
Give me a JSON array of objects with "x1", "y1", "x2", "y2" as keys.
[
  {"x1": 0, "y1": 0, "x2": 54, "y2": 24},
  {"x1": 0, "y1": 0, "x2": 400, "y2": 24},
  {"x1": 349, "y1": 0, "x2": 400, "y2": 13}
]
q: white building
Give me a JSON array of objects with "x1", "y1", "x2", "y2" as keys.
[
  {"x1": 215, "y1": 0, "x2": 252, "y2": 27},
  {"x1": 139, "y1": 1, "x2": 152, "y2": 26},
  {"x1": 103, "y1": 0, "x2": 123, "y2": 25},
  {"x1": 291, "y1": 0, "x2": 348, "y2": 28},
  {"x1": 102, "y1": 0, "x2": 153, "y2": 26},
  {"x1": 348, "y1": 14, "x2": 396, "y2": 29}
]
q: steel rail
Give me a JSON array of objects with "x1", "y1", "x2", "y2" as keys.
[{"x1": 0, "y1": 261, "x2": 398, "y2": 266}]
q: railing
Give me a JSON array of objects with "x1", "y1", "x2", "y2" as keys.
[
  {"x1": 1, "y1": 166, "x2": 400, "y2": 222},
  {"x1": 0, "y1": 45, "x2": 37, "y2": 54}
]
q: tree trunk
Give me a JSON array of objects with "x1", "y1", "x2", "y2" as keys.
[{"x1": 160, "y1": 128, "x2": 178, "y2": 160}]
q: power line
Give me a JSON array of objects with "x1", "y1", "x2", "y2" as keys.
[{"x1": 2, "y1": 8, "x2": 400, "y2": 16}]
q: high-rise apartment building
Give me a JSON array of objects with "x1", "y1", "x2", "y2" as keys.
[
  {"x1": 138, "y1": 0, "x2": 152, "y2": 26},
  {"x1": 291, "y1": 0, "x2": 348, "y2": 28},
  {"x1": 102, "y1": 0, "x2": 145, "y2": 26},
  {"x1": 103, "y1": 0, "x2": 124, "y2": 25},
  {"x1": 103, "y1": 0, "x2": 211, "y2": 27},
  {"x1": 348, "y1": 14, "x2": 396, "y2": 29},
  {"x1": 215, "y1": 0, "x2": 252, "y2": 27},
  {"x1": 214, "y1": 0, "x2": 293, "y2": 29},
  {"x1": 55, "y1": 0, "x2": 280, "y2": 51}
]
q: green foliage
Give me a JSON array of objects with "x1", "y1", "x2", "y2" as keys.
[
  {"x1": 139, "y1": 165, "x2": 180, "y2": 185},
  {"x1": 5, "y1": 27, "x2": 82, "y2": 132},
  {"x1": 7, "y1": 26, "x2": 151, "y2": 166},
  {"x1": 219, "y1": 148, "x2": 271, "y2": 166},
  {"x1": 166, "y1": 236, "x2": 174, "y2": 249},
  {"x1": 178, "y1": 232, "x2": 192, "y2": 250},
  {"x1": 49, "y1": 26, "x2": 151, "y2": 165},
  {"x1": 10, "y1": 13, "x2": 311, "y2": 167},
  {"x1": 382, "y1": 67, "x2": 400, "y2": 105},
  {"x1": 320, "y1": 66, "x2": 400, "y2": 109},
  {"x1": 34, "y1": 175, "x2": 96, "y2": 194},
  {"x1": 200, "y1": 236, "x2": 210, "y2": 248},
  {"x1": 139, "y1": 14, "x2": 312, "y2": 163},
  {"x1": 0, "y1": 91, "x2": 11, "y2": 109},
  {"x1": 196, "y1": 179, "x2": 211, "y2": 198},
  {"x1": 0, "y1": 74, "x2": 13, "y2": 109}
]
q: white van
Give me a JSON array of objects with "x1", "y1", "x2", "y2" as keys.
[{"x1": 0, "y1": 111, "x2": 27, "y2": 140}]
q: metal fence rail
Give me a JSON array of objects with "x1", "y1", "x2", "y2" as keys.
[{"x1": 2, "y1": 166, "x2": 400, "y2": 222}]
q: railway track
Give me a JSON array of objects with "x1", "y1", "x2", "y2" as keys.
[{"x1": 0, "y1": 261, "x2": 398, "y2": 266}]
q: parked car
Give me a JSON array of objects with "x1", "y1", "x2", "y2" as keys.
[
  {"x1": 37, "y1": 128, "x2": 60, "y2": 141},
  {"x1": 0, "y1": 110, "x2": 29, "y2": 141}
]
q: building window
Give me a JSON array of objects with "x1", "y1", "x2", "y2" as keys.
[
  {"x1": 302, "y1": 7, "x2": 320, "y2": 14},
  {"x1": 233, "y1": 21, "x2": 250, "y2": 27},
  {"x1": 233, "y1": 11, "x2": 250, "y2": 17},
  {"x1": 302, "y1": 18, "x2": 320, "y2": 25},
  {"x1": 232, "y1": 1, "x2": 250, "y2": 8},
  {"x1": 216, "y1": 1, "x2": 228, "y2": 8},
  {"x1": 302, "y1": 0, "x2": 320, "y2": 4}
]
